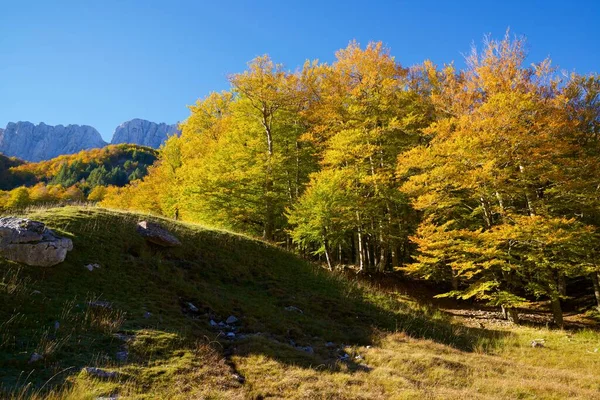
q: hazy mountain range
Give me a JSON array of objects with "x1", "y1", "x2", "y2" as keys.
[{"x1": 0, "y1": 119, "x2": 179, "y2": 162}]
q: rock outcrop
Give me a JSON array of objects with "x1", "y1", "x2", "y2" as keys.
[
  {"x1": 0, "y1": 121, "x2": 107, "y2": 162},
  {"x1": 0, "y1": 217, "x2": 73, "y2": 266},
  {"x1": 136, "y1": 220, "x2": 181, "y2": 247},
  {"x1": 111, "y1": 119, "x2": 180, "y2": 148}
]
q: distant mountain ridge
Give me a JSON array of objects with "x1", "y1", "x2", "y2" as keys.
[
  {"x1": 111, "y1": 119, "x2": 179, "y2": 148},
  {"x1": 0, "y1": 119, "x2": 179, "y2": 161}
]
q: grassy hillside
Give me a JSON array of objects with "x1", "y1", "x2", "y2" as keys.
[{"x1": 0, "y1": 207, "x2": 599, "y2": 399}]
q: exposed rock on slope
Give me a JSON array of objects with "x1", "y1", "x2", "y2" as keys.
[
  {"x1": 136, "y1": 220, "x2": 181, "y2": 247},
  {"x1": 111, "y1": 119, "x2": 180, "y2": 148},
  {"x1": 0, "y1": 122, "x2": 107, "y2": 162},
  {"x1": 0, "y1": 217, "x2": 73, "y2": 266}
]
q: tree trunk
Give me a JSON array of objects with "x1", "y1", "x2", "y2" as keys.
[
  {"x1": 323, "y1": 235, "x2": 332, "y2": 271},
  {"x1": 591, "y1": 271, "x2": 600, "y2": 312},
  {"x1": 519, "y1": 164, "x2": 535, "y2": 216},
  {"x1": 356, "y1": 212, "x2": 365, "y2": 272},
  {"x1": 504, "y1": 306, "x2": 520, "y2": 324},
  {"x1": 558, "y1": 273, "x2": 567, "y2": 297},
  {"x1": 262, "y1": 110, "x2": 275, "y2": 241},
  {"x1": 551, "y1": 298, "x2": 564, "y2": 329},
  {"x1": 451, "y1": 272, "x2": 459, "y2": 291}
]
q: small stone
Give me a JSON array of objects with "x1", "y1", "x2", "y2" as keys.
[
  {"x1": 116, "y1": 351, "x2": 128, "y2": 361},
  {"x1": 143, "y1": 311, "x2": 152, "y2": 319},
  {"x1": 218, "y1": 321, "x2": 226, "y2": 327},
  {"x1": 209, "y1": 319, "x2": 218, "y2": 327},
  {"x1": 302, "y1": 346, "x2": 314, "y2": 354},
  {"x1": 29, "y1": 352, "x2": 43, "y2": 363},
  {"x1": 84, "y1": 263, "x2": 100, "y2": 271},
  {"x1": 226, "y1": 332, "x2": 236, "y2": 339},
  {"x1": 325, "y1": 341, "x2": 335, "y2": 347},
  {"x1": 232, "y1": 373, "x2": 245, "y2": 383},
  {"x1": 225, "y1": 315, "x2": 238, "y2": 324},
  {"x1": 83, "y1": 367, "x2": 119, "y2": 379},
  {"x1": 113, "y1": 333, "x2": 134, "y2": 342},
  {"x1": 54, "y1": 321, "x2": 60, "y2": 331},
  {"x1": 531, "y1": 339, "x2": 545, "y2": 348},
  {"x1": 31, "y1": 290, "x2": 42, "y2": 295},
  {"x1": 355, "y1": 355, "x2": 363, "y2": 360},
  {"x1": 89, "y1": 301, "x2": 112, "y2": 309},
  {"x1": 284, "y1": 306, "x2": 304, "y2": 314},
  {"x1": 187, "y1": 302, "x2": 198, "y2": 312}
]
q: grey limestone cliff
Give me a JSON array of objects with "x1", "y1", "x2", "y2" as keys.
[
  {"x1": 110, "y1": 119, "x2": 180, "y2": 148},
  {"x1": 0, "y1": 122, "x2": 107, "y2": 162}
]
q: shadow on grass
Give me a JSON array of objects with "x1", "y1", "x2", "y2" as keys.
[{"x1": 0, "y1": 206, "x2": 512, "y2": 397}]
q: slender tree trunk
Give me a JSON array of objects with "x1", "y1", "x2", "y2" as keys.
[
  {"x1": 591, "y1": 271, "x2": 600, "y2": 311},
  {"x1": 365, "y1": 237, "x2": 372, "y2": 270},
  {"x1": 295, "y1": 141, "x2": 300, "y2": 199},
  {"x1": 551, "y1": 297, "x2": 564, "y2": 329},
  {"x1": 519, "y1": 164, "x2": 535, "y2": 216},
  {"x1": 480, "y1": 197, "x2": 492, "y2": 228},
  {"x1": 262, "y1": 109, "x2": 275, "y2": 241},
  {"x1": 495, "y1": 191, "x2": 505, "y2": 213},
  {"x1": 356, "y1": 213, "x2": 365, "y2": 272},
  {"x1": 451, "y1": 271, "x2": 459, "y2": 291},
  {"x1": 323, "y1": 235, "x2": 332, "y2": 271}
]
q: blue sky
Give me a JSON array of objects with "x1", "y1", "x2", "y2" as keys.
[{"x1": 1, "y1": 0, "x2": 598, "y2": 141}]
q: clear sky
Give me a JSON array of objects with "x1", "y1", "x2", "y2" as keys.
[{"x1": 1, "y1": 0, "x2": 598, "y2": 141}]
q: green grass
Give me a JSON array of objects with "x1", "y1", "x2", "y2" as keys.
[{"x1": 0, "y1": 206, "x2": 599, "y2": 399}]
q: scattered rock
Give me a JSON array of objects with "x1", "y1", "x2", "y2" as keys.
[
  {"x1": 82, "y1": 367, "x2": 119, "y2": 379},
  {"x1": 225, "y1": 315, "x2": 238, "y2": 324},
  {"x1": 0, "y1": 217, "x2": 73, "y2": 266},
  {"x1": 531, "y1": 339, "x2": 546, "y2": 348},
  {"x1": 143, "y1": 311, "x2": 152, "y2": 319},
  {"x1": 186, "y1": 302, "x2": 199, "y2": 312},
  {"x1": 136, "y1": 221, "x2": 181, "y2": 247},
  {"x1": 284, "y1": 306, "x2": 303, "y2": 314},
  {"x1": 218, "y1": 321, "x2": 226, "y2": 327},
  {"x1": 31, "y1": 290, "x2": 42, "y2": 295},
  {"x1": 355, "y1": 355, "x2": 363, "y2": 360},
  {"x1": 89, "y1": 301, "x2": 112, "y2": 309},
  {"x1": 209, "y1": 320, "x2": 218, "y2": 327},
  {"x1": 232, "y1": 373, "x2": 245, "y2": 384},
  {"x1": 325, "y1": 341, "x2": 335, "y2": 347},
  {"x1": 226, "y1": 332, "x2": 236, "y2": 339},
  {"x1": 116, "y1": 351, "x2": 128, "y2": 361},
  {"x1": 84, "y1": 263, "x2": 101, "y2": 271},
  {"x1": 113, "y1": 333, "x2": 134, "y2": 342},
  {"x1": 28, "y1": 352, "x2": 43, "y2": 363},
  {"x1": 54, "y1": 321, "x2": 60, "y2": 331},
  {"x1": 339, "y1": 353, "x2": 350, "y2": 361},
  {"x1": 301, "y1": 346, "x2": 314, "y2": 354}
]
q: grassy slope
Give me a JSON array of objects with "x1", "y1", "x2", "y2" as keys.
[{"x1": 0, "y1": 207, "x2": 599, "y2": 399}]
